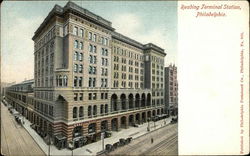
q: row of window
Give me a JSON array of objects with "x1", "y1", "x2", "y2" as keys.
[
  {"x1": 152, "y1": 99, "x2": 164, "y2": 105},
  {"x1": 73, "y1": 26, "x2": 109, "y2": 46},
  {"x1": 36, "y1": 64, "x2": 54, "y2": 77},
  {"x1": 113, "y1": 46, "x2": 144, "y2": 61},
  {"x1": 113, "y1": 57, "x2": 143, "y2": 67},
  {"x1": 72, "y1": 104, "x2": 109, "y2": 119},
  {"x1": 152, "y1": 91, "x2": 164, "y2": 97},
  {"x1": 152, "y1": 76, "x2": 164, "y2": 82},
  {"x1": 74, "y1": 52, "x2": 83, "y2": 61},
  {"x1": 34, "y1": 101, "x2": 54, "y2": 116},
  {"x1": 74, "y1": 40, "x2": 84, "y2": 50},
  {"x1": 74, "y1": 64, "x2": 83, "y2": 73},
  {"x1": 56, "y1": 75, "x2": 68, "y2": 87},
  {"x1": 73, "y1": 77, "x2": 109, "y2": 88},
  {"x1": 74, "y1": 92, "x2": 109, "y2": 101},
  {"x1": 152, "y1": 63, "x2": 164, "y2": 70},
  {"x1": 35, "y1": 30, "x2": 55, "y2": 50},
  {"x1": 152, "y1": 70, "x2": 164, "y2": 76},
  {"x1": 113, "y1": 81, "x2": 143, "y2": 89},
  {"x1": 151, "y1": 56, "x2": 164, "y2": 65},
  {"x1": 74, "y1": 76, "x2": 83, "y2": 87},
  {"x1": 36, "y1": 76, "x2": 54, "y2": 87},
  {"x1": 152, "y1": 83, "x2": 164, "y2": 89}
]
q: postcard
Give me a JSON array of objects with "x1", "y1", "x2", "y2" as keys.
[{"x1": 0, "y1": 0, "x2": 249, "y2": 155}]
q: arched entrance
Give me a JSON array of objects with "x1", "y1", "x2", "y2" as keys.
[
  {"x1": 135, "y1": 113, "x2": 140, "y2": 124},
  {"x1": 157, "y1": 109, "x2": 160, "y2": 115},
  {"x1": 111, "y1": 118, "x2": 118, "y2": 131},
  {"x1": 142, "y1": 112, "x2": 146, "y2": 123},
  {"x1": 129, "y1": 114, "x2": 134, "y2": 126},
  {"x1": 101, "y1": 120, "x2": 108, "y2": 132},
  {"x1": 88, "y1": 123, "x2": 97, "y2": 143},
  {"x1": 120, "y1": 116, "x2": 127, "y2": 128},
  {"x1": 152, "y1": 110, "x2": 156, "y2": 117},
  {"x1": 147, "y1": 111, "x2": 152, "y2": 121}
]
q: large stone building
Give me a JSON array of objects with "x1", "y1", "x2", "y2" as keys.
[
  {"x1": 164, "y1": 64, "x2": 178, "y2": 116},
  {"x1": 6, "y1": 1, "x2": 166, "y2": 149}
]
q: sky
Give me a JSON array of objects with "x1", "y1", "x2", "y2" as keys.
[{"x1": 1, "y1": 0, "x2": 177, "y2": 83}]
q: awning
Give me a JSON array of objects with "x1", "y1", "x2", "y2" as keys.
[{"x1": 55, "y1": 134, "x2": 67, "y2": 140}]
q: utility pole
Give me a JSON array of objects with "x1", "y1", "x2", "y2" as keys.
[
  {"x1": 101, "y1": 132, "x2": 105, "y2": 151},
  {"x1": 48, "y1": 135, "x2": 51, "y2": 156}
]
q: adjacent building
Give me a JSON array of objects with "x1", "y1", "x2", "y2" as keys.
[
  {"x1": 164, "y1": 64, "x2": 178, "y2": 116},
  {"x1": 6, "y1": 1, "x2": 166, "y2": 149}
]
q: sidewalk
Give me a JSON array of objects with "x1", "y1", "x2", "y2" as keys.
[{"x1": 22, "y1": 115, "x2": 171, "y2": 156}]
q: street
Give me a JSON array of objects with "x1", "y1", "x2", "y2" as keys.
[
  {"x1": 107, "y1": 123, "x2": 178, "y2": 155},
  {"x1": 1, "y1": 103, "x2": 45, "y2": 156}
]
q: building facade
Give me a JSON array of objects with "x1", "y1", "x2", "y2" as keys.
[
  {"x1": 6, "y1": 1, "x2": 166, "y2": 149},
  {"x1": 164, "y1": 64, "x2": 178, "y2": 116},
  {"x1": 5, "y1": 80, "x2": 35, "y2": 121}
]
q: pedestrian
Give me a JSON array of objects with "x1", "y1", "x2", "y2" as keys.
[{"x1": 151, "y1": 138, "x2": 154, "y2": 144}]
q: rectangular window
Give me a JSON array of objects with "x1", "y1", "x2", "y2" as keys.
[
  {"x1": 74, "y1": 76, "x2": 77, "y2": 87},
  {"x1": 79, "y1": 93, "x2": 83, "y2": 101},
  {"x1": 89, "y1": 32, "x2": 92, "y2": 40},
  {"x1": 80, "y1": 29, "x2": 83, "y2": 37},
  {"x1": 93, "y1": 34, "x2": 96, "y2": 42},
  {"x1": 93, "y1": 93, "x2": 97, "y2": 100},
  {"x1": 74, "y1": 93, "x2": 78, "y2": 101},
  {"x1": 79, "y1": 77, "x2": 83, "y2": 87},
  {"x1": 89, "y1": 77, "x2": 92, "y2": 87},
  {"x1": 104, "y1": 38, "x2": 108, "y2": 45},
  {"x1": 73, "y1": 26, "x2": 78, "y2": 35},
  {"x1": 93, "y1": 78, "x2": 96, "y2": 87},
  {"x1": 89, "y1": 93, "x2": 92, "y2": 100}
]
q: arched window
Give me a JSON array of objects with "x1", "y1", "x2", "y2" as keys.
[
  {"x1": 79, "y1": 42, "x2": 83, "y2": 50},
  {"x1": 74, "y1": 64, "x2": 78, "y2": 73},
  {"x1": 79, "y1": 106, "x2": 83, "y2": 118},
  {"x1": 93, "y1": 105, "x2": 97, "y2": 116},
  {"x1": 74, "y1": 40, "x2": 78, "y2": 49},
  {"x1": 63, "y1": 75, "x2": 68, "y2": 86},
  {"x1": 88, "y1": 106, "x2": 92, "y2": 117},
  {"x1": 74, "y1": 51, "x2": 78, "y2": 61},
  {"x1": 100, "y1": 105, "x2": 104, "y2": 114},
  {"x1": 73, "y1": 107, "x2": 77, "y2": 118},
  {"x1": 79, "y1": 65, "x2": 83, "y2": 73},
  {"x1": 59, "y1": 75, "x2": 63, "y2": 86},
  {"x1": 79, "y1": 53, "x2": 83, "y2": 61}
]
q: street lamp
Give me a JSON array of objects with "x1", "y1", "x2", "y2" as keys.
[
  {"x1": 68, "y1": 141, "x2": 74, "y2": 156},
  {"x1": 101, "y1": 132, "x2": 105, "y2": 151},
  {"x1": 48, "y1": 133, "x2": 53, "y2": 156}
]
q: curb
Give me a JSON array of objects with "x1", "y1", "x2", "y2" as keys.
[{"x1": 21, "y1": 120, "x2": 47, "y2": 155}]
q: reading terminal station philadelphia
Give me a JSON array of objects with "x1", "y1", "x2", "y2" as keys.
[{"x1": 3, "y1": 1, "x2": 178, "y2": 150}]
